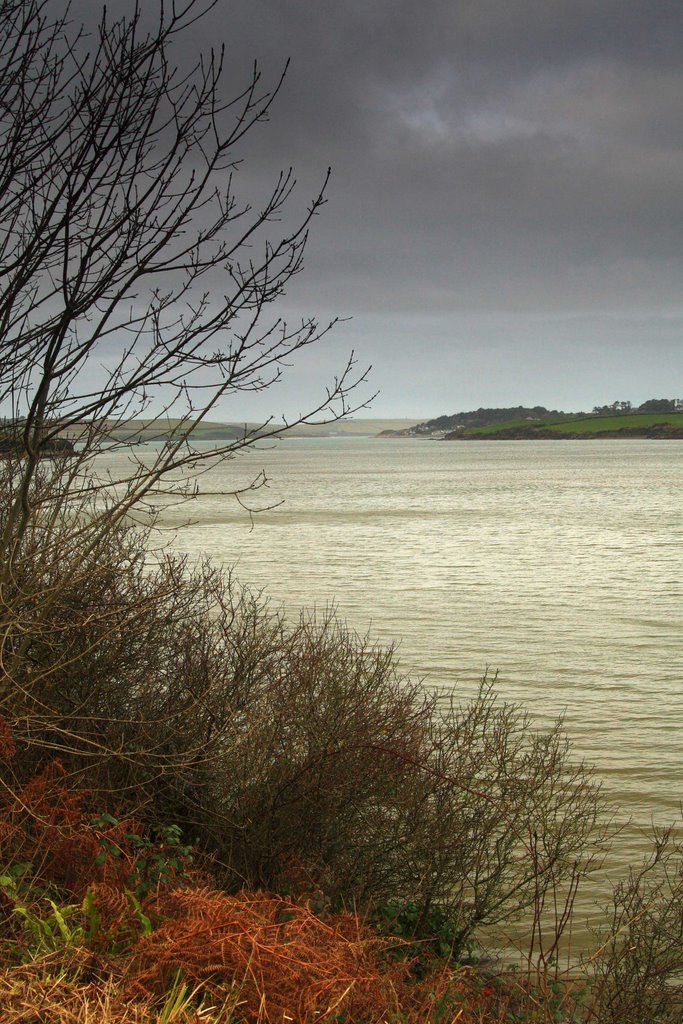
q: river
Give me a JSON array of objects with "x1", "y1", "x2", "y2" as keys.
[{"x1": 150, "y1": 436, "x2": 682, "y2": 935}]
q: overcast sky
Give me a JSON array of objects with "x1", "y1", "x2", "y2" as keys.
[{"x1": 116, "y1": 1, "x2": 683, "y2": 419}]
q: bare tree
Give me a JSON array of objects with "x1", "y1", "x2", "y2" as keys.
[
  {"x1": 0, "y1": 0, "x2": 368, "y2": 557},
  {"x1": 0, "y1": 0, "x2": 372, "y2": 775}
]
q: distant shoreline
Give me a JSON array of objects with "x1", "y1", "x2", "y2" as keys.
[
  {"x1": 447, "y1": 424, "x2": 683, "y2": 441},
  {"x1": 378, "y1": 404, "x2": 683, "y2": 440}
]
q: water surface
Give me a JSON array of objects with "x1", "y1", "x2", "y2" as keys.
[{"x1": 150, "y1": 437, "x2": 682, "y2": 927}]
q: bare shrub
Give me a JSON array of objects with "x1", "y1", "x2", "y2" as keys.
[
  {"x1": 0, "y1": 0, "x2": 367, "y2": 549},
  {"x1": 0, "y1": 0, "x2": 368, "y2": 800},
  {"x1": 0, "y1": 479, "x2": 610, "y2": 958},
  {"x1": 586, "y1": 826, "x2": 683, "y2": 1024},
  {"x1": 216, "y1": 652, "x2": 609, "y2": 956}
]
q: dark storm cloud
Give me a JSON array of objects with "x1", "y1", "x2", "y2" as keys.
[{"x1": 75, "y1": 1, "x2": 683, "y2": 414}]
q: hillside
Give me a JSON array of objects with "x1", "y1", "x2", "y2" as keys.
[
  {"x1": 378, "y1": 406, "x2": 584, "y2": 437},
  {"x1": 97, "y1": 417, "x2": 420, "y2": 442},
  {"x1": 378, "y1": 401, "x2": 683, "y2": 439},
  {"x1": 420, "y1": 406, "x2": 579, "y2": 432},
  {"x1": 446, "y1": 412, "x2": 683, "y2": 440}
]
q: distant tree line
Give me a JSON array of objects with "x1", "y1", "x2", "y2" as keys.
[
  {"x1": 591, "y1": 398, "x2": 683, "y2": 416},
  {"x1": 416, "y1": 406, "x2": 577, "y2": 433}
]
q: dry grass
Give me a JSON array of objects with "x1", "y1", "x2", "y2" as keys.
[
  {"x1": 0, "y1": 888, "x2": 507, "y2": 1024},
  {"x1": 0, "y1": 975, "x2": 228, "y2": 1023},
  {"x1": 129, "y1": 887, "x2": 473, "y2": 1022},
  {"x1": 0, "y1": 957, "x2": 164, "y2": 1024},
  {"x1": 0, "y1": 955, "x2": 543, "y2": 1024}
]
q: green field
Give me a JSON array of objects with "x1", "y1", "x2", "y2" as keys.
[
  {"x1": 462, "y1": 418, "x2": 544, "y2": 435},
  {"x1": 547, "y1": 412, "x2": 683, "y2": 433},
  {"x1": 461, "y1": 412, "x2": 683, "y2": 437}
]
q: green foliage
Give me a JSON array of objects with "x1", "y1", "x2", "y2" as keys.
[
  {"x1": 415, "y1": 406, "x2": 573, "y2": 432},
  {"x1": 16, "y1": 898, "x2": 83, "y2": 953},
  {"x1": 0, "y1": 861, "x2": 32, "y2": 892},
  {"x1": 90, "y1": 815, "x2": 194, "y2": 900},
  {"x1": 372, "y1": 898, "x2": 469, "y2": 964},
  {"x1": 157, "y1": 972, "x2": 197, "y2": 1023},
  {"x1": 0, "y1": 864, "x2": 84, "y2": 958},
  {"x1": 0, "y1": 865, "x2": 158, "y2": 960},
  {"x1": 0, "y1": 813, "x2": 194, "y2": 961}
]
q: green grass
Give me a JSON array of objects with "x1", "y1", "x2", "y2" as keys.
[
  {"x1": 544, "y1": 412, "x2": 683, "y2": 433},
  {"x1": 461, "y1": 412, "x2": 683, "y2": 436}
]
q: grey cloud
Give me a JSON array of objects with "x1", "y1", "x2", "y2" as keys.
[{"x1": 67, "y1": 1, "x2": 683, "y2": 414}]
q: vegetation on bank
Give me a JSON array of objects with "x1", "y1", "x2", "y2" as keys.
[
  {"x1": 407, "y1": 406, "x2": 583, "y2": 435},
  {"x1": 447, "y1": 411, "x2": 683, "y2": 440},
  {"x1": 2, "y1": 462, "x2": 683, "y2": 1021},
  {"x1": 380, "y1": 401, "x2": 683, "y2": 438},
  {"x1": 2, "y1": 1, "x2": 682, "y2": 1019}
]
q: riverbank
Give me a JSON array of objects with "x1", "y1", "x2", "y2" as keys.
[
  {"x1": 2, "y1": 799, "x2": 681, "y2": 1023},
  {"x1": 448, "y1": 422, "x2": 683, "y2": 440},
  {"x1": 441, "y1": 411, "x2": 683, "y2": 440}
]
